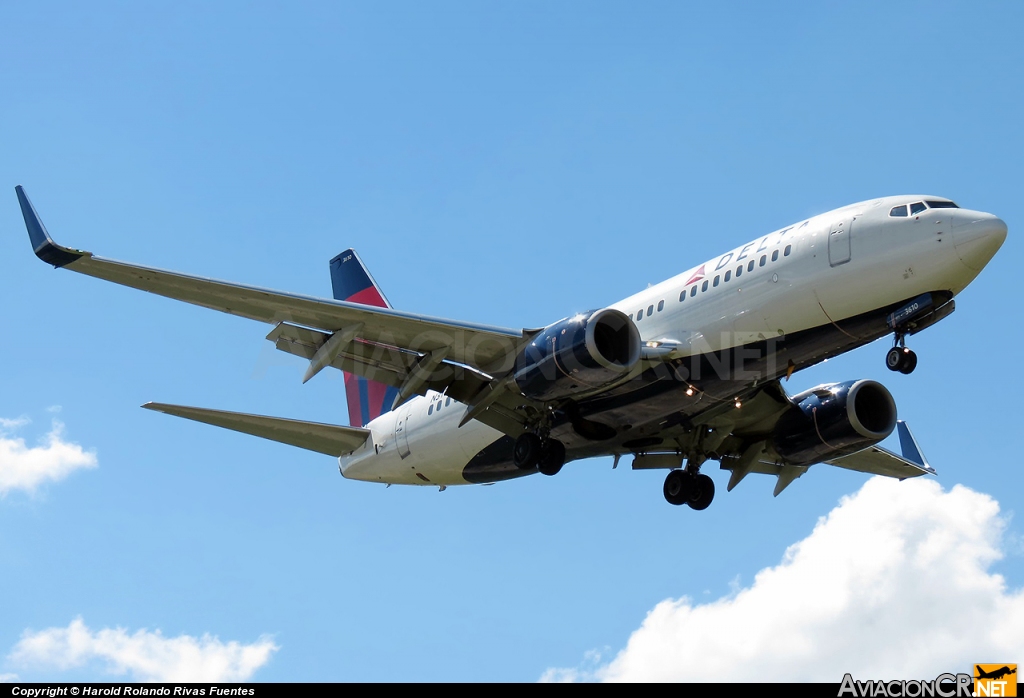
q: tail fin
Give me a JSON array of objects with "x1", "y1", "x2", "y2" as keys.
[{"x1": 330, "y1": 249, "x2": 400, "y2": 427}]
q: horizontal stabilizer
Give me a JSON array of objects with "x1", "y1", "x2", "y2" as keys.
[{"x1": 142, "y1": 403, "x2": 371, "y2": 456}]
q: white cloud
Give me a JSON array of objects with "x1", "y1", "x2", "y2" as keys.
[
  {"x1": 540, "y1": 648, "x2": 610, "y2": 683},
  {"x1": 8, "y1": 618, "x2": 278, "y2": 682},
  {"x1": 546, "y1": 477, "x2": 1024, "y2": 682},
  {"x1": 0, "y1": 417, "x2": 30, "y2": 431},
  {"x1": 0, "y1": 417, "x2": 97, "y2": 496},
  {"x1": 0, "y1": 673, "x2": 18, "y2": 682}
]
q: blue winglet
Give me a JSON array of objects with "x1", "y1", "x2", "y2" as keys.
[
  {"x1": 897, "y1": 420, "x2": 935, "y2": 474},
  {"x1": 15, "y1": 186, "x2": 85, "y2": 268}
]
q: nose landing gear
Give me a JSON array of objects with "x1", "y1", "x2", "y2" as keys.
[{"x1": 885, "y1": 335, "x2": 918, "y2": 375}]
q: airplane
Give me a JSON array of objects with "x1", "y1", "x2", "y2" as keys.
[
  {"x1": 975, "y1": 666, "x2": 1016, "y2": 681},
  {"x1": 14, "y1": 187, "x2": 1007, "y2": 509}
]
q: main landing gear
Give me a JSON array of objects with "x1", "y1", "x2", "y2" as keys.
[
  {"x1": 663, "y1": 469, "x2": 715, "y2": 510},
  {"x1": 514, "y1": 433, "x2": 566, "y2": 476},
  {"x1": 885, "y1": 334, "x2": 918, "y2": 375}
]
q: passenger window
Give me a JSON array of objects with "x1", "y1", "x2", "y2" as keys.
[
  {"x1": 445, "y1": 397, "x2": 451, "y2": 407},
  {"x1": 725, "y1": 270, "x2": 731, "y2": 282},
  {"x1": 890, "y1": 205, "x2": 908, "y2": 217},
  {"x1": 736, "y1": 265, "x2": 743, "y2": 277},
  {"x1": 771, "y1": 250, "x2": 779, "y2": 262},
  {"x1": 713, "y1": 276, "x2": 720, "y2": 287},
  {"x1": 690, "y1": 286, "x2": 697, "y2": 297},
  {"x1": 784, "y1": 245, "x2": 792, "y2": 256},
  {"x1": 747, "y1": 260, "x2": 755, "y2": 272},
  {"x1": 428, "y1": 403, "x2": 434, "y2": 415},
  {"x1": 636, "y1": 310, "x2": 643, "y2": 321},
  {"x1": 658, "y1": 300, "x2": 665, "y2": 311},
  {"x1": 679, "y1": 290, "x2": 685, "y2": 302},
  {"x1": 910, "y1": 202, "x2": 926, "y2": 215},
  {"x1": 647, "y1": 305, "x2": 654, "y2": 317},
  {"x1": 701, "y1": 280, "x2": 709, "y2": 292},
  {"x1": 759, "y1": 255, "x2": 767, "y2": 267}
]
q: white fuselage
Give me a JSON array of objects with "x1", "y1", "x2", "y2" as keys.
[{"x1": 339, "y1": 195, "x2": 1006, "y2": 486}]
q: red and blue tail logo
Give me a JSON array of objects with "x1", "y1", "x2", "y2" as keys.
[{"x1": 330, "y1": 249, "x2": 400, "y2": 427}]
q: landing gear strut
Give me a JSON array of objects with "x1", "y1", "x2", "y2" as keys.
[
  {"x1": 514, "y1": 433, "x2": 566, "y2": 476},
  {"x1": 663, "y1": 469, "x2": 715, "y2": 510},
  {"x1": 885, "y1": 334, "x2": 917, "y2": 375}
]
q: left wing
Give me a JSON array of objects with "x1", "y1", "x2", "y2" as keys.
[
  {"x1": 17, "y1": 186, "x2": 535, "y2": 430},
  {"x1": 16, "y1": 186, "x2": 523, "y2": 369}
]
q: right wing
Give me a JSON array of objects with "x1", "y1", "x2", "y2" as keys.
[
  {"x1": 658, "y1": 385, "x2": 935, "y2": 496},
  {"x1": 825, "y1": 421, "x2": 935, "y2": 479},
  {"x1": 17, "y1": 187, "x2": 536, "y2": 431},
  {"x1": 142, "y1": 403, "x2": 371, "y2": 456}
]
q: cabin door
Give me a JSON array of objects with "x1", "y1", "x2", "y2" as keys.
[{"x1": 828, "y1": 217, "x2": 853, "y2": 266}]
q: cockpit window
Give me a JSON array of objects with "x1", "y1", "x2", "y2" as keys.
[
  {"x1": 925, "y1": 200, "x2": 959, "y2": 209},
  {"x1": 910, "y1": 202, "x2": 927, "y2": 215},
  {"x1": 890, "y1": 205, "x2": 908, "y2": 217}
]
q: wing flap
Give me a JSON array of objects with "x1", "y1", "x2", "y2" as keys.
[
  {"x1": 269, "y1": 322, "x2": 419, "y2": 384},
  {"x1": 142, "y1": 403, "x2": 371, "y2": 456},
  {"x1": 268, "y1": 322, "x2": 496, "y2": 400}
]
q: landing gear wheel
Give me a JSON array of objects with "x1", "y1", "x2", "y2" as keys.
[
  {"x1": 537, "y1": 439, "x2": 566, "y2": 476},
  {"x1": 898, "y1": 349, "x2": 918, "y2": 374},
  {"x1": 887, "y1": 341, "x2": 918, "y2": 374},
  {"x1": 513, "y1": 433, "x2": 543, "y2": 470},
  {"x1": 663, "y1": 470, "x2": 695, "y2": 506},
  {"x1": 885, "y1": 347, "x2": 904, "y2": 371},
  {"x1": 688, "y1": 473, "x2": 715, "y2": 511}
]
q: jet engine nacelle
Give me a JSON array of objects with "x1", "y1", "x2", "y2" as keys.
[
  {"x1": 513, "y1": 308, "x2": 642, "y2": 401},
  {"x1": 773, "y1": 379, "x2": 897, "y2": 465}
]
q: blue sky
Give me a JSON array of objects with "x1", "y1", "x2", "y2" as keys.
[{"x1": 1, "y1": 1, "x2": 1021, "y2": 682}]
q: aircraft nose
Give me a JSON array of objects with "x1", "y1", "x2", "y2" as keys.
[{"x1": 952, "y1": 213, "x2": 1007, "y2": 272}]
